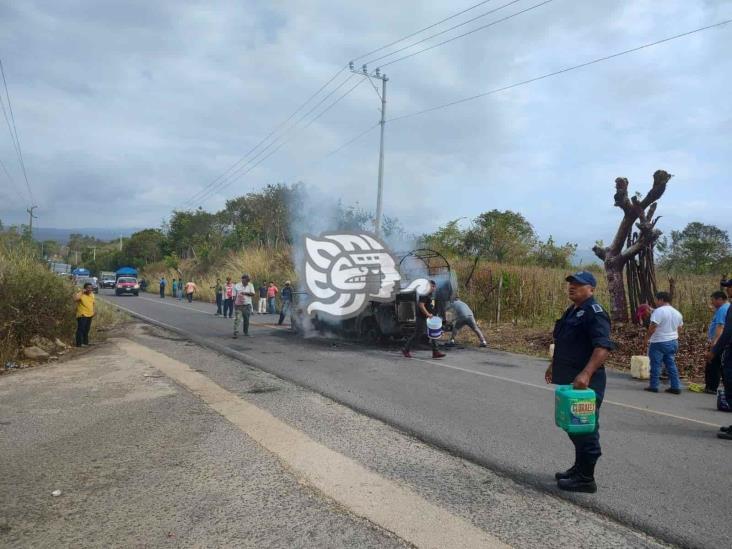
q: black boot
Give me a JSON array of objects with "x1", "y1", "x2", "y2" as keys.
[
  {"x1": 554, "y1": 465, "x2": 577, "y2": 481},
  {"x1": 557, "y1": 462, "x2": 597, "y2": 493}
]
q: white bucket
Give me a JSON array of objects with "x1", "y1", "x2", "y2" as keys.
[{"x1": 426, "y1": 316, "x2": 443, "y2": 339}]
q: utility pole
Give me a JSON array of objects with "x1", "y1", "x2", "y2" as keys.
[
  {"x1": 349, "y1": 62, "x2": 388, "y2": 237},
  {"x1": 26, "y1": 205, "x2": 38, "y2": 241},
  {"x1": 119, "y1": 235, "x2": 123, "y2": 251}
]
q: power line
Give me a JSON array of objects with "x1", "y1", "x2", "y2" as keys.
[
  {"x1": 0, "y1": 156, "x2": 27, "y2": 205},
  {"x1": 184, "y1": 1, "x2": 532, "y2": 208},
  {"x1": 187, "y1": 77, "x2": 368, "y2": 207},
  {"x1": 182, "y1": 64, "x2": 349, "y2": 207},
  {"x1": 364, "y1": 0, "x2": 527, "y2": 66},
  {"x1": 377, "y1": 0, "x2": 554, "y2": 69},
  {"x1": 184, "y1": 73, "x2": 361, "y2": 208},
  {"x1": 388, "y1": 19, "x2": 732, "y2": 123},
  {"x1": 0, "y1": 59, "x2": 34, "y2": 203},
  {"x1": 352, "y1": 0, "x2": 498, "y2": 62}
]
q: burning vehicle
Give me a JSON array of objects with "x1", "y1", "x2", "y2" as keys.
[{"x1": 292, "y1": 247, "x2": 457, "y2": 342}]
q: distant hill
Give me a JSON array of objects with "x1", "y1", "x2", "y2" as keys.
[{"x1": 32, "y1": 227, "x2": 142, "y2": 244}]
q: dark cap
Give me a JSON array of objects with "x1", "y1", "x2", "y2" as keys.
[
  {"x1": 566, "y1": 270, "x2": 597, "y2": 288},
  {"x1": 721, "y1": 279, "x2": 732, "y2": 287}
]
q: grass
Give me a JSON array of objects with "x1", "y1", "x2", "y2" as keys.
[
  {"x1": 143, "y1": 244, "x2": 719, "y2": 330},
  {"x1": 0, "y1": 239, "x2": 128, "y2": 367},
  {"x1": 142, "y1": 246, "x2": 296, "y2": 302}
]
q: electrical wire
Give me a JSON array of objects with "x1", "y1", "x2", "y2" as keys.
[
  {"x1": 182, "y1": 64, "x2": 349, "y2": 207},
  {"x1": 365, "y1": 0, "x2": 527, "y2": 66},
  {"x1": 352, "y1": 0, "x2": 498, "y2": 62},
  {"x1": 188, "y1": 77, "x2": 368, "y2": 207},
  {"x1": 377, "y1": 0, "x2": 553, "y2": 69},
  {"x1": 0, "y1": 59, "x2": 34, "y2": 203},
  {"x1": 388, "y1": 19, "x2": 732, "y2": 123},
  {"x1": 184, "y1": 73, "x2": 361, "y2": 207}
]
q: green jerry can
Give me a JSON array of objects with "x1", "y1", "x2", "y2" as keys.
[{"x1": 555, "y1": 385, "x2": 597, "y2": 434}]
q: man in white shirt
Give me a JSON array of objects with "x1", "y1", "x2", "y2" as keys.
[
  {"x1": 644, "y1": 291, "x2": 683, "y2": 394},
  {"x1": 232, "y1": 274, "x2": 255, "y2": 338}
]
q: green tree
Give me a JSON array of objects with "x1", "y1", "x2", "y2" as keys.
[
  {"x1": 421, "y1": 219, "x2": 466, "y2": 256},
  {"x1": 464, "y1": 210, "x2": 536, "y2": 263},
  {"x1": 531, "y1": 236, "x2": 577, "y2": 269},
  {"x1": 122, "y1": 229, "x2": 165, "y2": 266},
  {"x1": 659, "y1": 222, "x2": 731, "y2": 274}
]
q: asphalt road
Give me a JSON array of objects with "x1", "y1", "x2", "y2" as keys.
[{"x1": 105, "y1": 291, "x2": 732, "y2": 548}]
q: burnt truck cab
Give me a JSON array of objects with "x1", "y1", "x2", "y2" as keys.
[{"x1": 292, "y1": 248, "x2": 457, "y2": 342}]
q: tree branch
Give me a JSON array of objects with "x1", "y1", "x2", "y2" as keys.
[{"x1": 592, "y1": 244, "x2": 607, "y2": 261}]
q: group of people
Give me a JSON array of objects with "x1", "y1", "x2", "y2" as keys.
[
  {"x1": 158, "y1": 277, "x2": 198, "y2": 302},
  {"x1": 207, "y1": 277, "x2": 294, "y2": 336},
  {"x1": 545, "y1": 271, "x2": 732, "y2": 495},
  {"x1": 636, "y1": 284, "x2": 732, "y2": 402}
]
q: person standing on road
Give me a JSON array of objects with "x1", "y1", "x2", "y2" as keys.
[
  {"x1": 74, "y1": 282, "x2": 96, "y2": 347},
  {"x1": 212, "y1": 278, "x2": 223, "y2": 316},
  {"x1": 159, "y1": 277, "x2": 166, "y2": 299},
  {"x1": 177, "y1": 278, "x2": 184, "y2": 300},
  {"x1": 704, "y1": 290, "x2": 729, "y2": 394},
  {"x1": 257, "y1": 282, "x2": 267, "y2": 314},
  {"x1": 546, "y1": 271, "x2": 614, "y2": 494},
  {"x1": 402, "y1": 280, "x2": 446, "y2": 360},
  {"x1": 267, "y1": 281, "x2": 279, "y2": 314},
  {"x1": 447, "y1": 297, "x2": 487, "y2": 348},
  {"x1": 644, "y1": 291, "x2": 683, "y2": 395},
  {"x1": 223, "y1": 276, "x2": 235, "y2": 319},
  {"x1": 233, "y1": 274, "x2": 255, "y2": 338},
  {"x1": 184, "y1": 280, "x2": 198, "y2": 303},
  {"x1": 278, "y1": 281, "x2": 293, "y2": 326},
  {"x1": 709, "y1": 280, "x2": 732, "y2": 439},
  {"x1": 171, "y1": 278, "x2": 178, "y2": 299}
]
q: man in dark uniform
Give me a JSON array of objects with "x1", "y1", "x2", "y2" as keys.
[
  {"x1": 402, "y1": 280, "x2": 446, "y2": 359},
  {"x1": 545, "y1": 271, "x2": 614, "y2": 493},
  {"x1": 709, "y1": 279, "x2": 732, "y2": 439}
]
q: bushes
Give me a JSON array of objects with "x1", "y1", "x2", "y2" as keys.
[{"x1": 0, "y1": 240, "x2": 76, "y2": 364}]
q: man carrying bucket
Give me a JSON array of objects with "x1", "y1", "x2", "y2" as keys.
[
  {"x1": 545, "y1": 271, "x2": 614, "y2": 493},
  {"x1": 402, "y1": 280, "x2": 446, "y2": 359}
]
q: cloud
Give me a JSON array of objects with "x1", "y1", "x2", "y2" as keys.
[{"x1": 0, "y1": 0, "x2": 730, "y2": 248}]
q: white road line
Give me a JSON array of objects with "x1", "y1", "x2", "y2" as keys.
[
  {"x1": 116, "y1": 338, "x2": 509, "y2": 549},
  {"x1": 408, "y1": 356, "x2": 720, "y2": 428},
  {"x1": 106, "y1": 299, "x2": 721, "y2": 428}
]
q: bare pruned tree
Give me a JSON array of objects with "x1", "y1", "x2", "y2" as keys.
[{"x1": 592, "y1": 170, "x2": 673, "y2": 323}]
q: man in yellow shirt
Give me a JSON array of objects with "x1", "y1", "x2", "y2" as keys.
[{"x1": 74, "y1": 282, "x2": 96, "y2": 347}]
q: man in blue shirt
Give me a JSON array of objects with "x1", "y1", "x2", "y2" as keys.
[
  {"x1": 705, "y1": 290, "x2": 729, "y2": 394},
  {"x1": 710, "y1": 279, "x2": 732, "y2": 440},
  {"x1": 546, "y1": 271, "x2": 614, "y2": 493}
]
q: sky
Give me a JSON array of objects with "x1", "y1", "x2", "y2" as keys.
[{"x1": 0, "y1": 0, "x2": 730, "y2": 248}]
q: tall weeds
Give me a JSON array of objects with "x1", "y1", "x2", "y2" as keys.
[
  {"x1": 0, "y1": 240, "x2": 76, "y2": 364},
  {"x1": 142, "y1": 244, "x2": 718, "y2": 326}
]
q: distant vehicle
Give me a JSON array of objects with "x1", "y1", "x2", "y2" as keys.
[
  {"x1": 99, "y1": 271, "x2": 116, "y2": 288},
  {"x1": 49, "y1": 262, "x2": 71, "y2": 276},
  {"x1": 72, "y1": 267, "x2": 91, "y2": 278},
  {"x1": 115, "y1": 266, "x2": 138, "y2": 282},
  {"x1": 75, "y1": 276, "x2": 99, "y2": 294},
  {"x1": 115, "y1": 276, "x2": 140, "y2": 296}
]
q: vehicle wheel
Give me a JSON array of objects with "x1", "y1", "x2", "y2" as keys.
[{"x1": 134, "y1": 292, "x2": 139, "y2": 296}]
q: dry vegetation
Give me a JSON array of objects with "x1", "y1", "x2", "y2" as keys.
[
  {"x1": 0, "y1": 240, "x2": 127, "y2": 368},
  {"x1": 142, "y1": 245, "x2": 718, "y2": 379}
]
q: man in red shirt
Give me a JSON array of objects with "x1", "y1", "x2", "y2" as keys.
[
  {"x1": 223, "y1": 276, "x2": 235, "y2": 319},
  {"x1": 267, "y1": 281, "x2": 279, "y2": 314}
]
